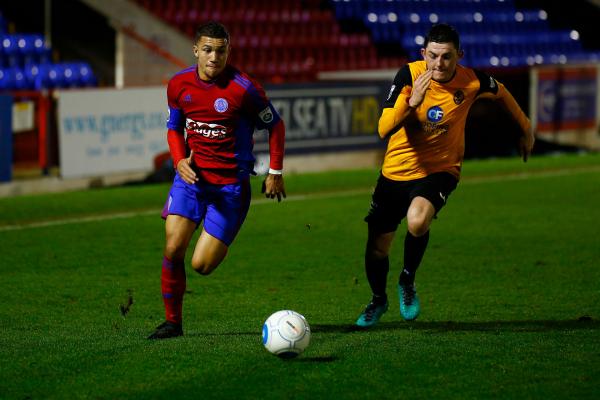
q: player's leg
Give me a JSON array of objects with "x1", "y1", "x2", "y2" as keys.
[
  {"x1": 396, "y1": 196, "x2": 434, "y2": 321},
  {"x1": 365, "y1": 229, "x2": 395, "y2": 306},
  {"x1": 401, "y1": 195, "x2": 436, "y2": 283},
  {"x1": 149, "y1": 174, "x2": 204, "y2": 339},
  {"x1": 398, "y1": 172, "x2": 458, "y2": 320},
  {"x1": 356, "y1": 175, "x2": 407, "y2": 328},
  {"x1": 356, "y1": 229, "x2": 394, "y2": 327},
  {"x1": 190, "y1": 229, "x2": 229, "y2": 275},
  {"x1": 190, "y1": 177, "x2": 251, "y2": 275}
]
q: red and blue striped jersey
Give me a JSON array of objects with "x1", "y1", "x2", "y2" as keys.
[{"x1": 166, "y1": 64, "x2": 283, "y2": 184}]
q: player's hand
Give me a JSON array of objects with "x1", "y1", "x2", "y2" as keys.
[
  {"x1": 519, "y1": 129, "x2": 535, "y2": 162},
  {"x1": 177, "y1": 150, "x2": 198, "y2": 184},
  {"x1": 262, "y1": 173, "x2": 286, "y2": 202},
  {"x1": 408, "y1": 69, "x2": 433, "y2": 108}
]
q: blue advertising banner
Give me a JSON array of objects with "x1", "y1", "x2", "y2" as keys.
[
  {"x1": 0, "y1": 95, "x2": 13, "y2": 182},
  {"x1": 535, "y1": 66, "x2": 597, "y2": 132}
]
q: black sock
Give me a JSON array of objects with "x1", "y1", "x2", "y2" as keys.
[
  {"x1": 400, "y1": 231, "x2": 430, "y2": 285},
  {"x1": 365, "y1": 255, "x2": 389, "y2": 304}
]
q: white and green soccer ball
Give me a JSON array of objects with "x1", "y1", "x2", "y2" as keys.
[{"x1": 262, "y1": 310, "x2": 311, "y2": 358}]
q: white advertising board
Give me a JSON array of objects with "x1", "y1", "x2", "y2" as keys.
[{"x1": 57, "y1": 87, "x2": 168, "y2": 178}]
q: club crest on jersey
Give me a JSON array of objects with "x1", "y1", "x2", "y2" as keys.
[
  {"x1": 214, "y1": 98, "x2": 228, "y2": 113},
  {"x1": 259, "y1": 106, "x2": 274, "y2": 124},
  {"x1": 427, "y1": 106, "x2": 444, "y2": 123},
  {"x1": 454, "y1": 90, "x2": 465, "y2": 105},
  {"x1": 186, "y1": 119, "x2": 227, "y2": 139}
]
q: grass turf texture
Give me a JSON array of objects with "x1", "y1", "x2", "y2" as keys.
[{"x1": 0, "y1": 153, "x2": 599, "y2": 399}]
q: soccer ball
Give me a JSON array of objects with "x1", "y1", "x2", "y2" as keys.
[{"x1": 262, "y1": 310, "x2": 311, "y2": 358}]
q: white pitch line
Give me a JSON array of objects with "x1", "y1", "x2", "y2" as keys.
[{"x1": 1, "y1": 165, "x2": 598, "y2": 232}]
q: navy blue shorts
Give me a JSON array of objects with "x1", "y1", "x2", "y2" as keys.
[
  {"x1": 161, "y1": 173, "x2": 251, "y2": 246},
  {"x1": 365, "y1": 172, "x2": 458, "y2": 234}
]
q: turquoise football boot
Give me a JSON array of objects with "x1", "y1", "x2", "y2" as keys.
[
  {"x1": 398, "y1": 283, "x2": 420, "y2": 321},
  {"x1": 356, "y1": 301, "x2": 389, "y2": 328}
]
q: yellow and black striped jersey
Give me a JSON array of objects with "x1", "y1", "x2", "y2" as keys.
[{"x1": 379, "y1": 60, "x2": 530, "y2": 181}]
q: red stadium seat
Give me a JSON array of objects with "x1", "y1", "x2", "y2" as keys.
[{"x1": 135, "y1": 0, "x2": 398, "y2": 81}]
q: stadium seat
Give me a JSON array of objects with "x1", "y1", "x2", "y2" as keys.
[
  {"x1": 1, "y1": 35, "x2": 21, "y2": 68},
  {"x1": 0, "y1": 15, "x2": 96, "y2": 91},
  {"x1": 328, "y1": 0, "x2": 599, "y2": 70}
]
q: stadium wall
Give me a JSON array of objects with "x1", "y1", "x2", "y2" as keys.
[
  {"x1": 530, "y1": 64, "x2": 600, "y2": 150},
  {"x1": 54, "y1": 82, "x2": 389, "y2": 180},
  {"x1": 81, "y1": 0, "x2": 192, "y2": 87}
]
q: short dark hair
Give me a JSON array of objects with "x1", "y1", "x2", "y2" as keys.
[
  {"x1": 424, "y1": 23, "x2": 460, "y2": 50},
  {"x1": 194, "y1": 21, "x2": 230, "y2": 44}
]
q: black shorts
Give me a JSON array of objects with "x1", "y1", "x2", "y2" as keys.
[{"x1": 364, "y1": 172, "x2": 459, "y2": 233}]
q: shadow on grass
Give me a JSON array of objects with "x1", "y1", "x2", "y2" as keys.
[
  {"x1": 294, "y1": 355, "x2": 339, "y2": 363},
  {"x1": 178, "y1": 318, "x2": 597, "y2": 338},
  {"x1": 312, "y1": 318, "x2": 599, "y2": 334},
  {"x1": 186, "y1": 331, "x2": 257, "y2": 337}
]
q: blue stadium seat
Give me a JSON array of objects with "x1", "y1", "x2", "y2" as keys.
[
  {"x1": 0, "y1": 67, "x2": 12, "y2": 90},
  {"x1": 75, "y1": 62, "x2": 97, "y2": 86},
  {"x1": 330, "y1": 0, "x2": 598, "y2": 70},
  {"x1": 1, "y1": 35, "x2": 21, "y2": 68},
  {"x1": 62, "y1": 63, "x2": 81, "y2": 87},
  {"x1": 0, "y1": 66, "x2": 28, "y2": 90}
]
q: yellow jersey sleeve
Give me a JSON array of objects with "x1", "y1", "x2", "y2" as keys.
[{"x1": 378, "y1": 65, "x2": 414, "y2": 139}]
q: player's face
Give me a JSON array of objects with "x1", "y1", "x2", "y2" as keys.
[
  {"x1": 421, "y1": 42, "x2": 463, "y2": 82},
  {"x1": 194, "y1": 36, "x2": 230, "y2": 81}
]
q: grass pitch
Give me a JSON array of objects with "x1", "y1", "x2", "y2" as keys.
[{"x1": 1, "y1": 153, "x2": 599, "y2": 399}]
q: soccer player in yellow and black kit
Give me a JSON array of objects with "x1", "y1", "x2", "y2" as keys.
[{"x1": 356, "y1": 24, "x2": 535, "y2": 327}]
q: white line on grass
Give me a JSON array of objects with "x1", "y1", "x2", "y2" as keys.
[{"x1": 1, "y1": 166, "x2": 598, "y2": 232}]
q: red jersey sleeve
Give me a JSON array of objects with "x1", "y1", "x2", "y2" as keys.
[
  {"x1": 268, "y1": 119, "x2": 285, "y2": 171},
  {"x1": 242, "y1": 76, "x2": 285, "y2": 171},
  {"x1": 166, "y1": 77, "x2": 187, "y2": 167}
]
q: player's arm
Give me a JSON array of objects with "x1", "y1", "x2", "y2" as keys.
[
  {"x1": 475, "y1": 71, "x2": 535, "y2": 161},
  {"x1": 246, "y1": 78, "x2": 287, "y2": 202},
  {"x1": 262, "y1": 118, "x2": 286, "y2": 202},
  {"x1": 378, "y1": 66, "x2": 433, "y2": 139},
  {"x1": 166, "y1": 84, "x2": 197, "y2": 183},
  {"x1": 378, "y1": 90, "x2": 412, "y2": 139},
  {"x1": 167, "y1": 129, "x2": 197, "y2": 184}
]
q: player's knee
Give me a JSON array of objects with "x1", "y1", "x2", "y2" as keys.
[
  {"x1": 407, "y1": 217, "x2": 429, "y2": 237},
  {"x1": 164, "y1": 242, "x2": 187, "y2": 261},
  {"x1": 368, "y1": 247, "x2": 388, "y2": 261},
  {"x1": 191, "y1": 262, "x2": 213, "y2": 275},
  {"x1": 191, "y1": 259, "x2": 218, "y2": 275},
  {"x1": 366, "y1": 241, "x2": 390, "y2": 260}
]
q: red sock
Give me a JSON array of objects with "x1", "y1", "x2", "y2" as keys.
[{"x1": 161, "y1": 256, "x2": 186, "y2": 324}]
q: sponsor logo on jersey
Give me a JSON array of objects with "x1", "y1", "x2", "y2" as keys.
[
  {"x1": 423, "y1": 121, "x2": 449, "y2": 136},
  {"x1": 214, "y1": 98, "x2": 228, "y2": 113},
  {"x1": 186, "y1": 119, "x2": 227, "y2": 139},
  {"x1": 453, "y1": 90, "x2": 464, "y2": 105},
  {"x1": 427, "y1": 106, "x2": 444, "y2": 123},
  {"x1": 259, "y1": 106, "x2": 274, "y2": 124},
  {"x1": 184, "y1": 94, "x2": 192, "y2": 103}
]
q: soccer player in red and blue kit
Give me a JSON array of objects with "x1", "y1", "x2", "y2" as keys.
[{"x1": 148, "y1": 22, "x2": 286, "y2": 339}]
